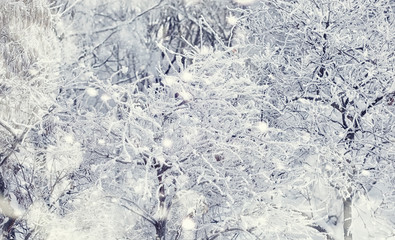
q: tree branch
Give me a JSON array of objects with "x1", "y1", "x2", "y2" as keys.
[
  {"x1": 207, "y1": 227, "x2": 257, "y2": 240},
  {"x1": 93, "y1": 0, "x2": 165, "y2": 34},
  {"x1": 360, "y1": 95, "x2": 384, "y2": 117},
  {"x1": 0, "y1": 119, "x2": 18, "y2": 139},
  {"x1": 119, "y1": 197, "x2": 157, "y2": 225}
]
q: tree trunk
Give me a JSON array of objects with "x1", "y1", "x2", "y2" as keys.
[
  {"x1": 343, "y1": 194, "x2": 352, "y2": 240},
  {"x1": 155, "y1": 219, "x2": 166, "y2": 240},
  {"x1": 155, "y1": 183, "x2": 167, "y2": 240},
  {"x1": 154, "y1": 162, "x2": 170, "y2": 240},
  {"x1": 0, "y1": 174, "x2": 16, "y2": 239}
]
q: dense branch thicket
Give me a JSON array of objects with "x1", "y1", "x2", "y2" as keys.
[{"x1": 0, "y1": 0, "x2": 393, "y2": 239}]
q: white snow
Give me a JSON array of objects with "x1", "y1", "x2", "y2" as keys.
[
  {"x1": 227, "y1": 15, "x2": 238, "y2": 25},
  {"x1": 360, "y1": 170, "x2": 370, "y2": 176},
  {"x1": 163, "y1": 76, "x2": 178, "y2": 86},
  {"x1": 200, "y1": 46, "x2": 213, "y2": 55},
  {"x1": 86, "y1": 87, "x2": 98, "y2": 97},
  {"x1": 121, "y1": 66, "x2": 128, "y2": 74},
  {"x1": 233, "y1": 0, "x2": 257, "y2": 5},
  {"x1": 180, "y1": 71, "x2": 193, "y2": 82},
  {"x1": 184, "y1": 0, "x2": 201, "y2": 7},
  {"x1": 162, "y1": 138, "x2": 173, "y2": 148},
  {"x1": 64, "y1": 134, "x2": 74, "y2": 144},
  {"x1": 179, "y1": 91, "x2": 193, "y2": 101},
  {"x1": 181, "y1": 217, "x2": 196, "y2": 230},
  {"x1": 256, "y1": 121, "x2": 269, "y2": 133},
  {"x1": 100, "y1": 93, "x2": 111, "y2": 102}
]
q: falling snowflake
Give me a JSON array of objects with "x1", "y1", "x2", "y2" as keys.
[
  {"x1": 29, "y1": 68, "x2": 39, "y2": 76},
  {"x1": 325, "y1": 164, "x2": 333, "y2": 171},
  {"x1": 233, "y1": 0, "x2": 257, "y2": 5},
  {"x1": 184, "y1": 0, "x2": 201, "y2": 7},
  {"x1": 182, "y1": 217, "x2": 196, "y2": 230},
  {"x1": 180, "y1": 71, "x2": 193, "y2": 82},
  {"x1": 121, "y1": 66, "x2": 128, "y2": 74},
  {"x1": 227, "y1": 15, "x2": 238, "y2": 25},
  {"x1": 256, "y1": 122, "x2": 269, "y2": 133},
  {"x1": 301, "y1": 132, "x2": 310, "y2": 142},
  {"x1": 179, "y1": 91, "x2": 193, "y2": 101},
  {"x1": 64, "y1": 134, "x2": 74, "y2": 144},
  {"x1": 361, "y1": 170, "x2": 370, "y2": 176},
  {"x1": 86, "y1": 87, "x2": 98, "y2": 97},
  {"x1": 163, "y1": 76, "x2": 178, "y2": 86},
  {"x1": 100, "y1": 94, "x2": 111, "y2": 102},
  {"x1": 200, "y1": 46, "x2": 213, "y2": 55},
  {"x1": 162, "y1": 138, "x2": 173, "y2": 148}
]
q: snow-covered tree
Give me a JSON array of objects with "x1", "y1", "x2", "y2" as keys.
[
  {"x1": 52, "y1": 0, "x2": 238, "y2": 84},
  {"x1": 242, "y1": 0, "x2": 395, "y2": 239},
  {"x1": 28, "y1": 1, "x2": 327, "y2": 239},
  {"x1": 0, "y1": 0, "x2": 80, "y2": 239},
  {"x1": 2, "y1": 0, "x2": 394, "y2": 239},
  {"x1": 57, "y1": 38, "x2": 324, "y2": 240}
]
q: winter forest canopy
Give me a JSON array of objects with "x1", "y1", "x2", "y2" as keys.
[{"x1": 0, "y1": 0, "x2": 394, "y2": 239}]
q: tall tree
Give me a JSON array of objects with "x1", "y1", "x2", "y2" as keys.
[
  {"x1": 0, "y1": 0, "x2": 72, "y2": 238},
  {"x1": 29, "y1": 1, "x2": 327, "y2": 238},
  {"x1": 49, "y1": 37, "x2": 323, "y2": 240},
  {"x1": 2, "y1": 0, "x2": 393, "y2": 239},
  {"x1": 242, "y1": 0, "x2": 395, "y2": 239}
]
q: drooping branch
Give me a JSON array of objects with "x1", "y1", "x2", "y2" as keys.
[
  {"x1": 360, "y1": 95, "x2": 384, "y2": 117},
  {"x1": 0, "y1": 128, "x2": 28, "y2": 167},
  {"x1": 93, "y1": 0, "x2": 165, "y2": 34},
  {"x1": 207, "y1": 227, "x2": 258, "y2": 240},
  {"x1": 0, "y1": 119, "x2": 18, "y2": 139},
  {"x1": 119, "y1": 197, "x2": 157, "y2": 226}
]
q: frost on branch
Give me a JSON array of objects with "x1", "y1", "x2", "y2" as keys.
[
  {"x1": 0, "y1": 0, "x2": 66, "y2": 238},
  {"x1": 241, "y1": 0, "x2": 395, "y2": 239},
  {"x1": 1, "y1": 0, "x2": 392, "y2": 239}
]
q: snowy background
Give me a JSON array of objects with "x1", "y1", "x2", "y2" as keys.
[{"x1": 0, "y1": 0, "x2": 394, "y2": 239}]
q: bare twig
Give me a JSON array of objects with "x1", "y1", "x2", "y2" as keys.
[
  {"x1": 0, "y1": 119, "x2": 18, "y2": 138},
  {"x1": 94, "y1": 0, "x2": 165, "y2": 34}
]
